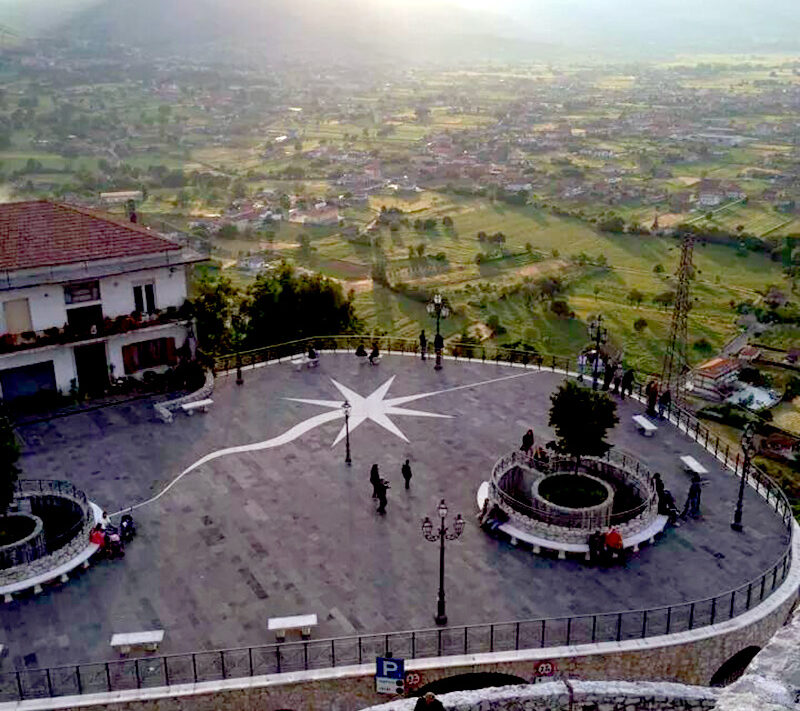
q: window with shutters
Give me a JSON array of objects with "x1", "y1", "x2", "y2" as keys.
[{"x1": 121, "y1": 337, "x2": 176, "y2": 374}]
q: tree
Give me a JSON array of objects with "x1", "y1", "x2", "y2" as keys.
[
  {"x1": 550, "y1": 300, "x2": 570, "y2": 318},
  {"x1": 0, "y1": 406, "x2": 20, "y2": 518},
  {"x1": 598, "y1": 215, "x2": 625, "y2": 233},
  {"x1": 442, "y1": 216, "x2": 454, "y2": 228},
  {"x1": 187, "y1": 274, "x2": 239, "y2": 354},
  {"x1": 628, "y1": 289, "x2": 644, "y2": 307},
  {"x1": 416, "y1": 243, "x2": 426, "y2": 258},
  {"x1": 548, "y1": 380, "x2": 618, "y2": 471},
  {"x1": 633, "y1": 317, "x2": 648, "y2": 332},
  {"x1": 653, "y1": 263, "x2": 664, "y2": 274},
  {"x1": 243, "y1": 262, "x2": 360, "y2": 346}
]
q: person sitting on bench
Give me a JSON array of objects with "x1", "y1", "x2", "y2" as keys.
[
  {"x1": 659, "y1": 489, "x2": 680, "y2": 525},
  {"x1": 478, "y1": 501, "x2": 507, "y2": 532},
  {"x1": 369, "y1": 342, "x2": 380, "y2": 365},
  {"x1": 89, "y1": 524, "x2": 105, "y2": 547},
  {"x1": 604, "y1": 528, "x2": 623, "y2": 562},
  {"x1": 355, "y1": 343, "x2": 367, "y2": 358},
  {"x1": 307, "y1": 344, "x2": 318, "y2": 361}
]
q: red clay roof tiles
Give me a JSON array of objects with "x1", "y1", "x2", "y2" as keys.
[{"x1": 0, "y1": 201, "x2": 180, "y2": 272}]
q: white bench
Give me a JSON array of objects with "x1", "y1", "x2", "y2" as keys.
[
  {"x1": 268, "y1": 613, "x2": 318, "y2": 641},
  {"x1": 290, "y1": 355, "x2": 320, "y2": 371},
  {"x1": 632, "y1": 415, "x2": 657, "y2": 437},
  {"x1": 110, "y1": 630, "x2": 165, "y2": 655},
  {"x1": 496, "y1": 514, "x2": 669, "y2": 561},
  {"x1": 2, "y1": 503, "x2": 103, "y2": 603},
  {"x1": 476, "y1": 481, "x2": 490, "y2": 510},
  {"x1": 680, "y1": 455, "x2": 708, "y2": 475},
  {"x1": 181, "y1": 398, "x2": 213, "y2": 415}
]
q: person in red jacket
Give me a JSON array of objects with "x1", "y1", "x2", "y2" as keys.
[{"x1": 89, "y1": 525, "x2": 105, "y2": 547}]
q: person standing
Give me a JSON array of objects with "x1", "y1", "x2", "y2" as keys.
[
  {"x1": 370, "y1": 464, "x2": 381, "y2": 498},
  {"x1": 602, "y1": 359, "x2": 615, "y2": 391},
  {"x1": 612, "y1": 367, "x2": 622, "y2": 395},
  {"x1": 419, "y1": 330, "x2": 427, "y2": 361},
  {"x1": 681, "y1": 474, "x2": 703, "y2": 519},
  {"x1": 520, "y1": 429, "x2": 534, "y2": 455},
  {"x1": 621, "y1": 368, "x2": 634, "y2": 400},
  {"x1": 658, "y1": 389, "x2": 672, "y2": 419},
  {"x1": 646, "y1": 381, "x2": 659, "y2": 417},
  {"x1": 577, "y1": 352, "x2": 587, "y2": 382},
  {"x1": 434, "y1": 331, "x2": 444, "y2": 360},
  {"x1": 375, "y1": 477, "x2": 389, "y2": 514},
  {"x1": 402, "y1": 459, "x2": 412, "y2": 489}
]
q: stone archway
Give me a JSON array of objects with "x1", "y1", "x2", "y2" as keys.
[
  {"x1": 710, "y1": 646, "x2": 761, "y2": 687},
  {"x1": 413, "y1": 672, "x2": 528, "y2": 697}
]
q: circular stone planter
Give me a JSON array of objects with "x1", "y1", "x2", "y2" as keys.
[
  {"x1": 531, "y1": 473, "x2": 614, "y2": 529},
  {"x1": 537, "y1": 473, "x2": 612, "y2": 509},
  {"x1": 0, "y1": 513, "x2": 45, "y2": 569}
]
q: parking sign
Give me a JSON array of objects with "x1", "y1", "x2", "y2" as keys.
[{"x1": 376, "y1": 656, "x2": 405, "y2": 695}]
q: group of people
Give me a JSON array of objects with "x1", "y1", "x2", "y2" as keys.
[
  {"x1": 89, "y1": 510, "x2": 134, "y2": 559},
  {"x1": 355, "y1": 342, "x2": 382, "y2": 365},
  {"x1": 653, "y1": 471, "x2": 705, "y2": 523},
  {"x1": 369, "y1": 460, "x2": 414, "y2": 514},
  {"x1": 645, "y1": 380, "x2": 672, "y2": 419},
  {"x1": 576, "y1": 353, "x2": 637, "y2": 400},
  {"x1": 520, "y1": 428, "x2": 551, "y2": 468}
]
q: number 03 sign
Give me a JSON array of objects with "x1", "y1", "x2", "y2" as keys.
[{"x1": 533, "y1": 661, "x2": 557, "y2": 677}]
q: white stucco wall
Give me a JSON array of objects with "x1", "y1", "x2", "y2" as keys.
[
  {"x1": 0, "y1": 266, "x2": 189, "y2": 334},
  {"x1": 0, "y1": 344, "x2": 76, "y2": 394}
]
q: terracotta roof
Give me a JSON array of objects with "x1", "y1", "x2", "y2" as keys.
[
  {"x1": 0, "y1": 201, "x2": 180, "y2": 272},
  {"x1": 695, "y1": 357, "x2": 740, "y2": 379}
]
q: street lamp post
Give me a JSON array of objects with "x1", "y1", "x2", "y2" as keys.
[
  {"x1": 588, "y1": 314, "x2": 608, "y2": 391},
  {"x1": 422, "y1": 499, "x2": 464, "y2": 626},
  {"x1": 427, "y1": 293, "x2": 450, "y2": 371},
  {"x1": 233, "y1": 311, "x2": 250, "y2": 386},
  {"x1": 732, "y1": 422, "x2": 757, "y2": 532},
  {"x1": 343, "y1": 400, "x2": 352, "y2": 466}
]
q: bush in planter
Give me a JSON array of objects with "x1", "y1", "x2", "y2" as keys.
[
  {"x1": 0, "y1": 333, "x2": 17, "y2": 352},
  {"x1": 21, "y1": 331, "x2": 36, "y2": 341}
]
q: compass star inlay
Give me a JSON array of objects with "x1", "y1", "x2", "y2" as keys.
[{"x1": 286, "y1": 376, "x2": 452, "y2": 445}]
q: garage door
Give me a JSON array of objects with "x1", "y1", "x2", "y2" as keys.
[{"x1": 0, "y1": 361, "x2": 57, "y2": 401}]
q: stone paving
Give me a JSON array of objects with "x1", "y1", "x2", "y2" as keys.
[{"x1": 0, "y1": 355, "x2": 790, "y2": 671}]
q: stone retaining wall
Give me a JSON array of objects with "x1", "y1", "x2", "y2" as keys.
[
  {"x1": 362, "y1": 680, "x2": 719, "y2": 711},
  {"x1": 155, "y1": 369, "x2": 214, "y2": 423}
]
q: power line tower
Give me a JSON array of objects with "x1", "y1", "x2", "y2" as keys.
[{"x1": 660, "y1": 232, "x2": 695, "y2": 398}]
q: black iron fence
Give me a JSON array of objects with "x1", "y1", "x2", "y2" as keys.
[{"x1": 0, "y1": 545, "x2": 791, "y2": 702}]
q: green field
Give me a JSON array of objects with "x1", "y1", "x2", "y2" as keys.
[{"x1": 255, "y1": 193, "x2": 790, "y2": 374}]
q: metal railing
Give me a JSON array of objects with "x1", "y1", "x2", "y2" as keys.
[
  {"x1": 1, "y1": 481, "x2": 93, "y2": 570},
  {"x1": 0, "y1": 546, "x2": 791, "y2": 702}
]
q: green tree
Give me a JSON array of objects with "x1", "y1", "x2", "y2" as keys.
[
  {"x1": 633, "y1": 317, "x2": 648, "y2": 332},
  {"x1": 653, "y1": 263, "x2": 664, "y2": 274},
  {"x1": 188, "y1": 274, "x2": 239, "y2": 354},
  {"x1": 416, "y1": 243, "x2": 426, "y2": 258},
  {"x1": 242, "y1": 262, "x2": 360, "y2": 346},
  {"x1": 628, "y1": 289, "x2": 644, "y2": 307},
  {"x1": 548, "y1": 380, "x2": 618, "y2": 471},
  {"x1": 0, "y1": 407, "x2": 20, "y2": 517}
]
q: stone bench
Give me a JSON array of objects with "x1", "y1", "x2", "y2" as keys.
[
  {"x1": 181, "y1": 398, "x2": 213, "y2": 415},
  {"x1": 632, "y1": 415, "x2": 658, "y2": 437},
  {"x1": 291, "y1": 356, "x2": 320, "y2": 371},
  {"x1": 110, "y1": 630, "x2": 165, "y2": 655},
  {"x1": 680, "y1": 455, "x2": 708, "y2": 475},
  {"x1": 268, "y1": 613, "x2": 318, "y2": 641},
  {"x1": 496, "y1": 514, "x2": 669, "y2": 561}
]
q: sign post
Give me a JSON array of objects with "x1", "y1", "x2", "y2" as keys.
[{"x1": 375, "y1": 656, "x2": 405, "y2": 695}]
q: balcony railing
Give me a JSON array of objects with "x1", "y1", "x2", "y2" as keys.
[{"x1": 0, "y1": 307, "x2": 190, "y2": 355}]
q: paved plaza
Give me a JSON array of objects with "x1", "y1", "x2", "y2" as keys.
[{"x1": 1, "y1": 355, "x2": 790, "y2": 671}]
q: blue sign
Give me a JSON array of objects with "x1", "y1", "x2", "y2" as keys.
[{"x1": 376, "y1": 656, "x2": 404, "y2": 679}]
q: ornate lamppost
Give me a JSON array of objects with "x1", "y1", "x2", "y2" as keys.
[
  {"x1": 427, "y1": 293, "x2": 450, "y2": 371},
  {"x1": 343, "y1": 400, "x2": 352, "y2": 466},
  {"x1": 422, "y1": 499, "x2": 464, "y2": 626},
  {"x1": 588, "y1": 314, "x2": 608, "y2": 391},
  {"x1": 731, "y1": 422, "x2": 757, "y2": 532}
]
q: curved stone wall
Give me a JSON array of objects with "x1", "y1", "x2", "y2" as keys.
[
  {"x1": 0, "y1": 481, "x2": 94, "y2": 586},
  {"x1": 530, "y1": 473, "x2": 615, "y2": 528},
  {"x1": 0, "y1": 513, "x2": 44, "y2": 569}
]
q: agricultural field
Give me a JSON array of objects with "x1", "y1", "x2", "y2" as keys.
[{"x1": 252, "y1": 192, "x2": 790, "y2": 374}]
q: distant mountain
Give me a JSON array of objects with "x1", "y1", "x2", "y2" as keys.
[{"x1": 3, "y1": 0, "x2": 798, "y2": 63}]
